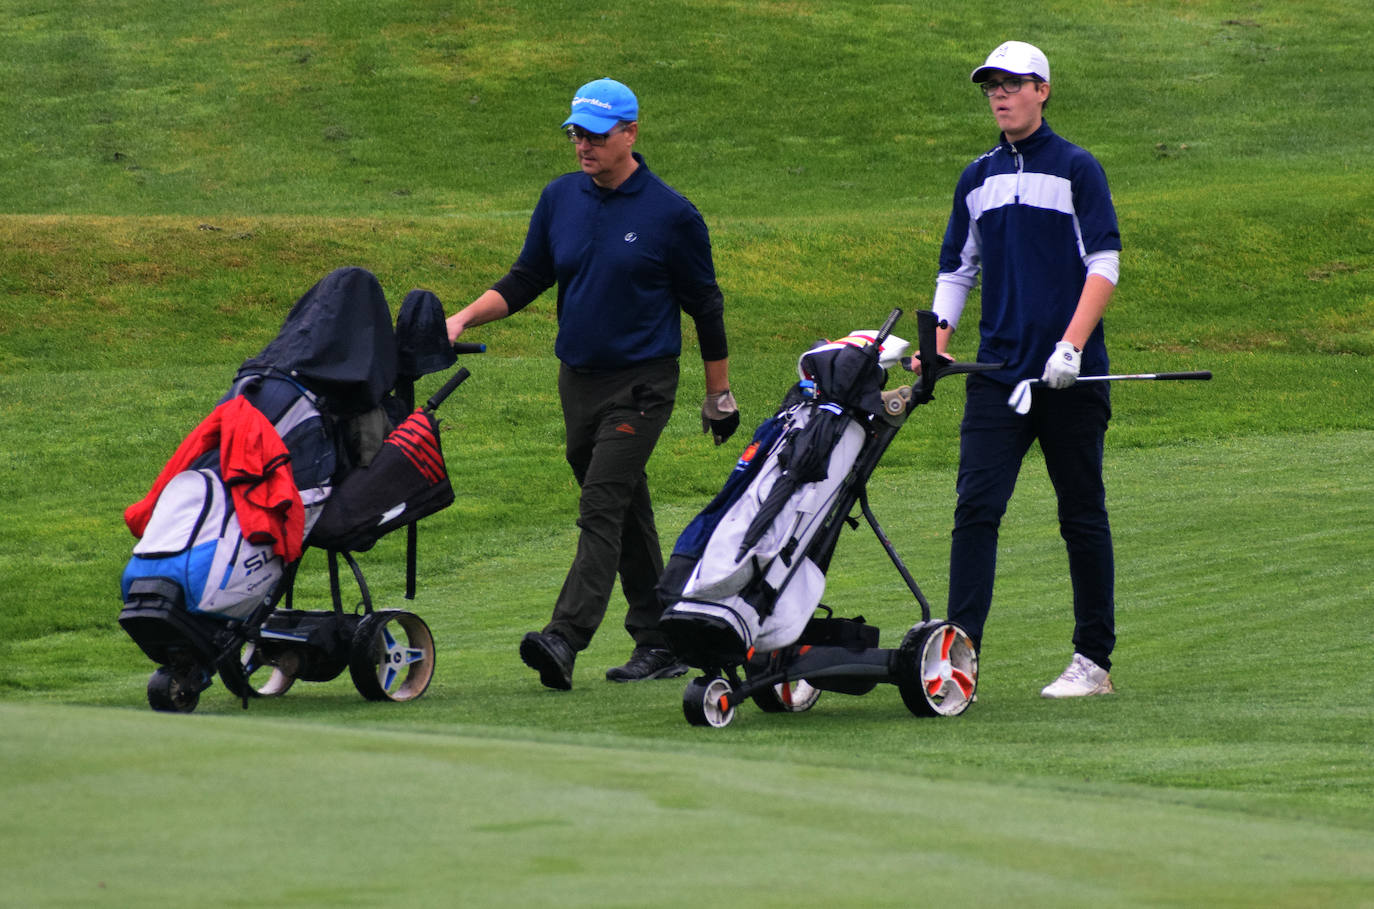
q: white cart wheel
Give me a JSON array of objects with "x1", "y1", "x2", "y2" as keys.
[
  {"x1": 349, "y1": 610, "x2": 435, "y2": 702},
  {"x1": 683, "y1": 676, "x2": 736, "y2": 728},
  {"x1": 897, "y1": 621, "x2": 978, "y2": 717},
  {"x1": 751, "y1": 678, "x2": 821, "y2": 713},
  {"x1": 239, "y1": 641, "x2": 298, "y2": 697}
]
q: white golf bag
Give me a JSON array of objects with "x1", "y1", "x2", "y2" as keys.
[{"x1": 659, "y1": 329, "x2": 908, "y2": 664}]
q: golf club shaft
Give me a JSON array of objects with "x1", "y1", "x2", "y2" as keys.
[
  {"x1": 1072, "y1": 371, "x2": 1212, "y2": 383},
  {"x1": 1008, "y1": 370, "x2": 1211, "y2": 414}
]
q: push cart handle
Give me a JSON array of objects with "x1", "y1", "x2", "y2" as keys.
[{"x1": 909, "y1": 310, "x2": 1003, "y2": 405}]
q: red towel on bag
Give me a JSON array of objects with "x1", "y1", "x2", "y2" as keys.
[{"x1": 124, "y1": 397, "x2": 305, "y2": 561}]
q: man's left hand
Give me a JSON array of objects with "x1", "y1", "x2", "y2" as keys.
[
  {"x1": 701, "y1": 390, "x2": 740, "y2": 445},
  {"x1": 1041, "y1": 341, "x2": 1081, "y2": 389}
]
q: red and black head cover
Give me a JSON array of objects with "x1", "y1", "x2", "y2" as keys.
[{"x1": 309, "y1": 409, "x2": 454, "y2": 553}]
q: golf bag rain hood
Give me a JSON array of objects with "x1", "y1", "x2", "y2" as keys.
[
  {"x1": 659, "y1": 336, "x2": 889, "y2": 663},
  {"x1": 241, "y1": 267, "x2": 398, "y2": 417},
  {"x1": 392, "y1": 288, "x2": 457, "y2": 414},
  {"x1": 395, "y1": 289, "x2": 456, "y2": 379},
  {"x1": 307, "y1": 283, "x2": 458, "y2": 553}
]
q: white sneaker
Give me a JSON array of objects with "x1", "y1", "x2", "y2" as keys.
[{"x1": 1040, "y1": 653, "x2": 1115, "y2": 698}]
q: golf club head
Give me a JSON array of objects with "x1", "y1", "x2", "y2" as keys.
[{"x1": 1008, "y1": 379, "x2": 1034, "y2": 415}]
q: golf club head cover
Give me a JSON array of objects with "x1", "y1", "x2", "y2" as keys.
[
  {"x1": 1042, "y1": 341, "x2": 1082, "y2": 389},
  {"x1": 701, "y1": 389, "x2": 740, "y2": 446}
]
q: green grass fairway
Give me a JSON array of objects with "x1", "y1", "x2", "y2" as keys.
[
  {"x1": 4, "y1": 434, "x2": 1372, "y2": 905},
  {"x1": 5, "y1": 702, "x2": 1372, "y2": 909}
]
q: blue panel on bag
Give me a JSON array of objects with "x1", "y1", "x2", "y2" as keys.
[{"x1": 119, "y1": 538, "x2": 218, "y2": 609}]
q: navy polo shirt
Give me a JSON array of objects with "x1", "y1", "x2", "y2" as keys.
[
  {"x1": 495, "y1": 152, "x2": 726, "y2": 372},
  {"x1": 938, "y1": 121, "x2": 1121, "y2": 382}
]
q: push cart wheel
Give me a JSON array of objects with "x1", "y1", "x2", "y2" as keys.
[
  {"x1": 147, "y1": 665, "x2": 205, "y2": 713},
  {"x1": 897, "y1": 621, "x2": 978, "y2": 717},
  {"x1": 238, "y1": 641, "x2": 298, "y2": 697},
  {"x1": 349, "y1": 610, "x2": 435, "y2": 702},
  {"x1": 683, "y1": 676, "x2": 736, "y2": 728},
  {"x1": 750, "y1": 677, "x2": 821, "y2": 714}
]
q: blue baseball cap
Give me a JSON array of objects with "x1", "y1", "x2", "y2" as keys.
[{"x1": 561, "y1": 78, "x2": 638, "y2": 133}]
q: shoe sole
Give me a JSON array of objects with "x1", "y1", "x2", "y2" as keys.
[
  {"x1": 520, "y1": 636, "x2": 572, "y2": 690},
  {"x1": 1040, "y1": 680, "x2": 1115, "y2": 698},
  {"x1": 605, "y1": 663, "x2": 689, "y2": 683}
]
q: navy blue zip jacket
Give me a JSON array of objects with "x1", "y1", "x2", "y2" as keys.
[
  {"x1": 493, "y1": 152, "x2": 727, "y2": 372},
  {"x1": 938, "y1": 121, "x2": 1120, "y2": 383}
]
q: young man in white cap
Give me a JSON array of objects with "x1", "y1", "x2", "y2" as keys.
[
  {"x1": 923, "y1": 41, "x2": 1122, "y2": 697},
  {"x1": 446, "y1": 78, "x2": 740, "y2": 690}
]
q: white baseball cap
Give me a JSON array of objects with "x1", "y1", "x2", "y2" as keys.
[{"x1": 971, "y1": 40, "x2": 1050, "y2": 83}]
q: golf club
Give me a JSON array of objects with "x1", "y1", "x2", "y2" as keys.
[{"x1": 1008, "y1": 371, "x2": 1212, "y2": 415}]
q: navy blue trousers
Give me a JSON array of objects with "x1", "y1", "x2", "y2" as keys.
[{"x1": 946, "y1": 374, "x2": 1116, "y2": 669}]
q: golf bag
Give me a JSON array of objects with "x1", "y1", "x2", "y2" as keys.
[
  {"x1": 118, "y1": 266, "x2": 468, "y2": 713},
  {"x1": 120, "y1": 379, "x2": 332, "y2": 625},
  {"x1": 658, "y1": 331, "x2": 891, "y2": 664},
  {"x1": 661, "y1": 310, "x2": 997, "y2": 728}
]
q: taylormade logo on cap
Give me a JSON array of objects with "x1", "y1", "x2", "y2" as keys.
[
  {"x1": 572, "y1": 95, "x2": 615, "y2": 110},
  {"x1": 562, "y1": 78, "x2": 638, "y2": 133}
]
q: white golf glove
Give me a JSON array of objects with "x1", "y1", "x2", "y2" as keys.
[
  {"x1": 1041, "y1": 341, "x2": 1081, "y2": 389},
  {"x1": 701, "y1": 389, "x2": 740, "y2": 446}
]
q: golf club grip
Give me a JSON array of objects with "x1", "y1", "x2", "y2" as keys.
[
  {"x1": 1156, "y1": 371, "x2": 1212, "y2": 380},
  {"x1": 452, "y1": 342, "x2": 486, "y2": 355},
  {"x1": 425, "y1": 366, "x2": 470, "y2": 412},
  {"x1": 874, "y1": 308, "x2": 903, "y2": 345}
]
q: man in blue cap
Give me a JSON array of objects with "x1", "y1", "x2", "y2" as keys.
[{"x1": 446, "y1": 78, "x2": 740, "y2": 690}]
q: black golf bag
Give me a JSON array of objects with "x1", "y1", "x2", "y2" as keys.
[
  {"x1": 118, "y1": 266, "x2": 476, "y2": 713},
  {"x1": 660, "y1": 309, "x2": 996, "y2": 728}
]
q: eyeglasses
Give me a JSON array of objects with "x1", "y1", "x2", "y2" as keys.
[
  {"x1": 979, "y1": 76, "x2": 1040, "y2": 97},
  {"x1": 564, "y1": 123, "x2": 630, "y2": 146}
]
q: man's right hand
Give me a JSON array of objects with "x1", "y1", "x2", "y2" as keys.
[
  {"x1": 446, "y1": 314, "x2": 466, "y2": 344},
  {"x1": 701, "y1": 390, "x2": 740, "y2": 445}
]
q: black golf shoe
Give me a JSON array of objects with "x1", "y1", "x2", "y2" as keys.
[
  {"x1": 605, "y1": 647, "x2": 689, "y2": 682},
  {"x1": 520, "y1": 631, "x2": 575, "y2": 690}
]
